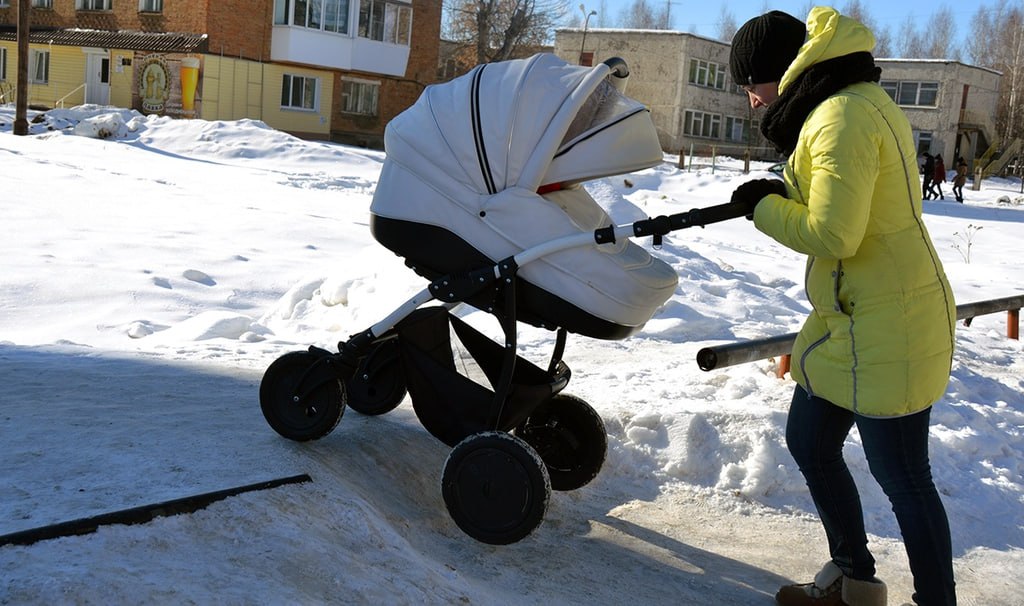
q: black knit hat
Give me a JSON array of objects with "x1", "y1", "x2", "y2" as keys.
[{"x1": 729, "y1": 11, "x2": 806, "y2": 85}]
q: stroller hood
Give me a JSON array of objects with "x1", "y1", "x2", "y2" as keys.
[{"x1": 383, "y1": 53, "x2": 663, "y2": 195}]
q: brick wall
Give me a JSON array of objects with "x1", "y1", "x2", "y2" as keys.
[
  {"x1": 205, "y1": 0, "x2": 273, "y2": 62},
  {"x1": 3, "y1": 0, "x2": 207, "y2": 32}
]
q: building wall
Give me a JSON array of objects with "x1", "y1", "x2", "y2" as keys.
[
  {"x1": 206, "y1": 0, "x2": 274, "y2": 61},
  {"x1": 260, "y1": 61, "x2": 333, "y2": 138},
  {"x1": 0, "y1": 41, "x2": 86, "y2": 108},
  {"x1": 1, "y1": 0, "x2": 442, "y2": 146},
  {"x1": 877, "y1": 59, "x2": 1002, "y2": 164},
  {"x1": 7, "y1": 0, "x2": 208, "y2": 33}
]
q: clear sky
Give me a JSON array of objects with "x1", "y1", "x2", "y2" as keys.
[{"x1": 584, "y1": 1, "x2": 1007, "y2": 40}]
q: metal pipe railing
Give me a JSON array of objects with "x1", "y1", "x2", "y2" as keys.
[
  {"x1": 54, "y1": 83, "x2": 87, "y2": 109},
  {"x1": 697, "y1": 294, "x2": 1024, "y2": 375}
]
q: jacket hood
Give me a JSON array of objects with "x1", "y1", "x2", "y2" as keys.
[{"x1": 779, "y1": 6, "x2": 876, "y2": 94}]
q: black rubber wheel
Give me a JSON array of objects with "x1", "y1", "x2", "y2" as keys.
[
  {"x1": 260, "y1": 351, "x2": 345, "y2": 441},
  {"x1": 345, "y1": 339, "x2": 407, "y2": 416},
  {"x1": 515, "y1": 393, "x2": 607, "y2": 491},
  {"x1": 441, "y1": 431, "x2": 550, "y2": 545}
]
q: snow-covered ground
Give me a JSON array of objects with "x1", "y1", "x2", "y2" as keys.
[{"x1": 1, "y1": 105, "x2": 1022, "y2": 604}]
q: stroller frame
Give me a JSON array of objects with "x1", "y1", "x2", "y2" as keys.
[{"x1": 259, "y1": 199, "x2": 751, "y2": 544}]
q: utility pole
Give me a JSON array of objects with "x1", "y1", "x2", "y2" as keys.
[{"x1": 14, "y1": 0, "x2": 30, "y2": 135}]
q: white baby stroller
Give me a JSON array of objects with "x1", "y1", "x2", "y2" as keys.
[{"x1": 259, "y1": 53, "x2": 750, "y2": 544}]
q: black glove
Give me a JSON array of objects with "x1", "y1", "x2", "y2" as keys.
[{"x1": 730, "y1": 178, "x2": 787, "y2": 219}]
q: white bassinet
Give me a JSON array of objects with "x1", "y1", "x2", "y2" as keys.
[{"x1": 370, "y1": 53, "x2": 678, "y2": 340}]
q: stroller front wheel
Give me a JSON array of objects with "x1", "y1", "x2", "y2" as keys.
[
  {"x1": 345, "y1": 338, "x2": 407, "y2": 416},
  {"x1": 441, "y1": 431, "x2": 550, "y2": 545},
  {"x1": 260, "y1": 351, "x2": 345, "y2": 441}
]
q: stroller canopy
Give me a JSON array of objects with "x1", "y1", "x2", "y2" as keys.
[{"x1": 385, "y1": 52, "x2": 663, "y2": 195}]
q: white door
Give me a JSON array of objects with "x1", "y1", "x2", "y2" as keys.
[{"x1": 85, "y1": 51, "x2": 110, "y2": 105}]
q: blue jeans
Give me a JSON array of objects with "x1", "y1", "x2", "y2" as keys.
[{"x1": 785, "y1": 385, "x2": 956, "y2": 606}]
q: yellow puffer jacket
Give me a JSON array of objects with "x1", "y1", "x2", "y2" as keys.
[{"x1": 751, "y1": 7, "x2": 956, "y2": 416}]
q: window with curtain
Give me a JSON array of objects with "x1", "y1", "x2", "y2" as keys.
[
  {"x1": 276, "y1": 0, "x2": 350, "y2": 33},
  {"x1": 281, "y1": 74, "x2": 318, "y2": 110},
  {"x1": 688, "y1": 59, "x2": 726, "y2": 90},
  {"x1": 358, "y1": 0, "x2": 412, "y2": 45},
  {"x1": 341, "y1": 79, "x2": 380, "y2": 115},
  {"x1": 30, "y1": 50, "x2": 50, "y2": 84}
]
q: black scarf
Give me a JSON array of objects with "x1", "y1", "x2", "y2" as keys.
[{"x1": 761, "y1": 52, "x2": 882, "y2": 156}]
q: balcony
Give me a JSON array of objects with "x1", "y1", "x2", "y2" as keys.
[{"x1": 270, "y1": 26, "x2": 409, "y2": 77}]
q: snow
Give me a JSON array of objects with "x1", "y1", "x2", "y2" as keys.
[{"x1": 2, "y1": 104, "x2": 1022, "y2": 604}]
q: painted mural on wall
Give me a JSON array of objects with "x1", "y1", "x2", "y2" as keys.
[{"x1": 133, "y1": 53, "x2": 203, "y2": 118}]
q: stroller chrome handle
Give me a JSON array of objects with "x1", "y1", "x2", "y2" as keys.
[
  {"x1": 602, "y1": 57, "x2": 629, "y2": 92},
  {"x1": 602, "y1": 57, "x2": 629, "y2": 79}
]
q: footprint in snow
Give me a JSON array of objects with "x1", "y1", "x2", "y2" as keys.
[{"x1": 183, "y1": 269, "x2": 216, "y2": 286}]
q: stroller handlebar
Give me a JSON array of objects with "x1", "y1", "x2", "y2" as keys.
[
  {"x1": 602, "y1": 57, "x2": 629, "y2": 79},
  {"x1": 627, "y1": 201, "x2": 752, "y2": 239}
]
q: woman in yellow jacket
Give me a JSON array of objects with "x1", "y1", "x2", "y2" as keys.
[{"x1": 728, "y1": 8, "x2": 957, "y2": 606}]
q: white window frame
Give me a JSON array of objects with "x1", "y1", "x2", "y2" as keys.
[
  {"x1": 688, "y1": 58, "x2": 726, "y2": 90},
  {"x1": 32, "y1": 0, "x2": 54, "y2": 7},
  {"x1": 881, "y1": 80, "x2": 939, "y2": 107},
  {"x1": 30, "y1": 49, "x2": 50, "y2": 84},
  {"x1": 341, "y1": 78, "x2": 380, "y2": 116},
  {"x1": 281, "y1": 73, "x2": 319, "y2": 111},
  {"x1": 139, "y1": 0, "x2": 163, "y2": 12},
  {"x1": 683, "y1": 110, "x2": 721, "y2": 139},
  {"x1": 0, "y1": 0, "x2": 9, "y2": 7},
  {"x1": 275, "y1": 0, "x2": 351, "y2": 34},
  {"x1": 724, "y1": 116, "x2": 755, "y2": 143},
  {"x1": 359, "y1": 0, "x2": 412, "y2": 46},
  {"x1": 76, "y1": 0, "x2": 112, "y2": 10}
]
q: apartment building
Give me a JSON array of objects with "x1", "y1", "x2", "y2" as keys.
[
  {"x1": 554, "y1": 28, "x2": 1002, "y2": 167},
  {"x1": 0, "y1": 0, "x2": 440, "y2": 146}
]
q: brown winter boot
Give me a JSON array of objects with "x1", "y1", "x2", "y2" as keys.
[
  {"x1": 840, "y1": 576, "x2": 887, "y2": 606},
  {"x1": 775, "y1": 562, "x2": 844, "y2": 605},
  {"x1": 776, "y1": 562, "x2": 889, "y2": 606}
]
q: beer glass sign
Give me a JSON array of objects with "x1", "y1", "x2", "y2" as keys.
[{"x1": 134, "y1": 53, "x2": 203, "y2": 118}]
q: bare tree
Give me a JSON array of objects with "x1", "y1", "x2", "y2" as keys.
[
  {"x1": 874, "y1": 25, "x2": 893, "y2": 58},
  {"x1": 923, "y1": 6, "x2": 957, "y2": 59},
  {"x1": 895, "y1": 16, "x2": 925, "y2": 58},
  {"x1": 444, "y1": 0, "x2": 569, "y2": 66},
  {"x1": 964, "y1": 3, "x2": 997, "y2": 67},
  {"x1": 622, "y1": 0, "x2": 671, "y2": 29},
  {"x1": 715, "y1": 5, "x2": 738, "y2": 42},
  {"x1": 595, "y1": 0, "x2": 610, "y2": 28},
  {"x1": 842, "y1": 0, "x2": 873, "y2": 27},
  {"x1": 966, "y1": 2, "x2": 1024, "y2": 143}
]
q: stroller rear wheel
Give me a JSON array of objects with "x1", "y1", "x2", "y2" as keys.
[
  {"x1": 441, "y1": 431, "x2": 550, "y2": 545},
  {"x1": 345, "y1": 338, "x2": 407, "y2": 416},
  {"x1": 260, "y1": 351, "x2": 345, "y2": 441},
  {"x1": 515, "y1": 393, "x2": 607, "y2": 491}
]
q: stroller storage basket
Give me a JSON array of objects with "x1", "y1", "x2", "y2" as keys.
[{"x1": 395, "y1": 306, "x2": 568, "y2": 447}]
